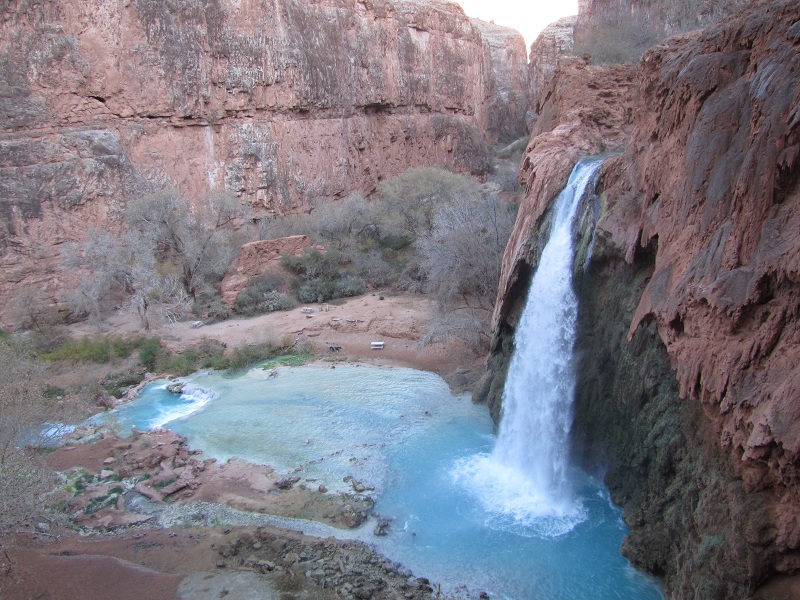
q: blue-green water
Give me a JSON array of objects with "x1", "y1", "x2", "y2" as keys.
[{"x1": 100, "y1": 364, "x2": 662, "y2": 599}]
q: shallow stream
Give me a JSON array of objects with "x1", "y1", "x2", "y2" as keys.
[{"x1": 103, "y1": 364, "x2": 663, "y2": 600}]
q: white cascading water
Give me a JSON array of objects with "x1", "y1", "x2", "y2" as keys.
[{"x1": 455, "y1": 158, "x2": 602, "y2": 534}]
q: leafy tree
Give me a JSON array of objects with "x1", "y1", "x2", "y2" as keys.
[
  {"x1": 283, "y1": 248, "x2": 365, "y2": 303},
  {"x1": 234, "y1": 272, "x2": 296, "y2": 316}
]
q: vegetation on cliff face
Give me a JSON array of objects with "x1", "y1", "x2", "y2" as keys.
[
  {"x1": 485, "y1": 0, "x2": 800, "y2": 597},
  {"x1": 574, "y1": 0, "x2": 750, "y2": 63}
]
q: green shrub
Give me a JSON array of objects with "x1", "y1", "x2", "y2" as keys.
[
  {"x1": 156, "y1": 349, "x2": 198, "y2": 377},
  {"x1": 151, "y1": 475, "x2": 178, "y2": 490},
  {"x1": 196, "y1": 338, "x2": 230, "y2": 370},
  {"x1": 297, "y1": 275, "x2": 365, "y2": 303},
  {"x1": 260, "y1": 291, "x2": 295, "y2": 312},
  {"x1": 282, "y1": 248, "x2": 342, "y2": 280},
  {"x1": 138, "y1": 337, "x2": 162, "y2": 371},
  {"x1": 38, "y1": 334, "x2": 156, "y2": 364},
  {"x1": 42, "y1": 384, "x2": 66, "y2": 399},
  {"x1": 234, "y1": 287, "x2": 260, "y2": 314},
  {"x1": 235, "y1": 288, "x2": 295, "y2": 315},
  {"x1": 261, "y1": 352, "x2": 315, "y2": 368},
  {"x1": 226, "y1": 342, "x2": 278, "y2": 372},
  {"x1": 31, "y1": 324, "x2": 70, "y2": 354},
  {"x1": 193, "y1": 291, "x2": 231, "y2": 322},
  {"x1": 101, "y1": 371, "x2": 146, "y2": 398},
  {"x1": 298, "y1": 278, "x2": 335, "y2": 303},
  {"x1": 200, "y1": 353, "x2": 230, "y2": 370},
  {"x1": 132, "y1": 335, "x2": 298, "y2": 376},
  {"x1": 334, "y1": 275, "x2": 365, "y2": 298}
]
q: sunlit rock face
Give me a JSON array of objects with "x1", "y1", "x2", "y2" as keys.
[
  {"x1": 483, "y1": 0, "x2": 800, "y2": 597},
  {"x1": 0, "y1": 0, "x2": 528, "y2": 324}
]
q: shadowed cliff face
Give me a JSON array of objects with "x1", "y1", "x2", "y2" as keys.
[
  {"x1": 0, "y1": 0, "x2": 528, "y2": 323},
  {"x1": 605, "y1": 2, "x2": 800, "y2": 594},
  {"x1": 484, "y1": 0, "x2": 800, "y2": 597}
]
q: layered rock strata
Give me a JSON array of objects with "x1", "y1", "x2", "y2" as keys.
[
  {"x1": 481, "y1": 0, "x2": 800, "y2": 597},
  {"x1": 0, "y1": 0, "x2": 528, "y2": 325}
]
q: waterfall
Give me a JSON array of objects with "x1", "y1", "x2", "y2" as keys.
[
  {"x1": 454, "y1": 158, "x2": 602, "y2": 535},
  {"x1": 493, "y1": 157, "x2": 601, "y2": 507}
]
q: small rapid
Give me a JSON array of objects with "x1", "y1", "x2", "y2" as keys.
[{"x1": 90, "y1": 381, "x2": 218, "y2": 431}]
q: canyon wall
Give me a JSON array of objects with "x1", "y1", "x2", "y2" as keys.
[
  {"x1": 0, "y1": 0, "x2": 528, "y2": 324},
  {"x1": 481, "y1": 0, "x2": 800, "y2": 597}
]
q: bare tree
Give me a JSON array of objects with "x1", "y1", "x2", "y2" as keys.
[
  {"x1": 376, "y1": 168, "x2": 484, "y2": 243},
  {"x1": 254, "y1": 168, "x2": 516, "y2": 306},
  {"x1": 416, "y1": 190, "x2": 518, "y2": 345},
  {"x1": 64, "y1": 189, "x2": 248, "y2": 329},
  {"x1": 63, "y1": 228, "x2": 187, "y2": 330},
  {"x1": 259, "y1": 192, "x2": 380, "y2": 255},
  {"x1": 125, "y1": 189, "x2": 247, "y2": 301},
  {"x1": 0, "y1": 339, "x2": 78, "y2": 539},
  {"x1": 8, "y1": 286, "x2": 47, "y2": 331}
]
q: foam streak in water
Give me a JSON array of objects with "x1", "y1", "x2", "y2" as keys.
[
  {"x1": 455, "y1": 158, "x2": 602, "y2": 533},
  {"x1": 149, "y1": 384, "x2": 218, "y2": 429}
]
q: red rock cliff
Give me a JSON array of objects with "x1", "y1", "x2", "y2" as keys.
[
  {"x1": 611, "y1": 0, "x2": 800, "y2": 582},
  {"x1": 484, "y1": 0, "x2": 800, "y2": 597},
  {"x1": 0, "y1": 0, "x2": 528, "y2": 323}
]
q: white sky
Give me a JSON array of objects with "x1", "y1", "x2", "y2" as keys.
[{"x1": 455, "y1": 0, "x2": 579, "y2": 50}]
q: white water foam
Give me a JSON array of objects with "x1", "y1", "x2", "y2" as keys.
[
  {"x1": 453, "y1": 158, "x2": 602, "y2": 536},
  {"x1": 149, "y1": 384, "x2": 218, "y2": 429},
  {"x1": 453, "y1": 453, "x2": 588, "y2": 538}
]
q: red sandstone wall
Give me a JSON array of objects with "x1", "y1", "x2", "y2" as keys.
[
  {"x1": 610, "y1": 0, "x2": 800, "y2": 545},
  {"x1": 0, "y1": 0, "x2": 529, "y2": 324},
  {"x1": 490, "y1": 0, "x2": 800, "y2": 594}
]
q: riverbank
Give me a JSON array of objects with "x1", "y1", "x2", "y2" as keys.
[
  {"x1": 2, "y1": 294, "x2": 485, "y2": 600},
  {"x1": 61, "y1": 293, "x2": 484, "y2": 393}
]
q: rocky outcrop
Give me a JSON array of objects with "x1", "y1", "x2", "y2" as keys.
[
  {"x1": 480, "y1": 56, "x2": 637, "y2": 421},
  {"x1": 527, "y1": 16, "x2": 577, "y2": 130},
  {"x1": 53, "y1": 426, "x2": 375, "y2": 530},
  {"x1": 483, "y1": 0, "x2": 800, "y2": 597},
  {"x1": 597, "y1": 2, "x2": 800, "y2": 595},
  {"x1": 0, "y1": 0, "x2": 529, "y2": 326},
  {"x1": 470, "y1": 18, "x2": 530, "y2": 142},
  {"x1": 220, "y1": 235, "x2": 311, "y2": 307}
]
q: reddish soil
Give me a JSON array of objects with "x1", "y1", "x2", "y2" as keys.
[{"x1": 2, "y1": 293, "x2": 482, "y2": 600}]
